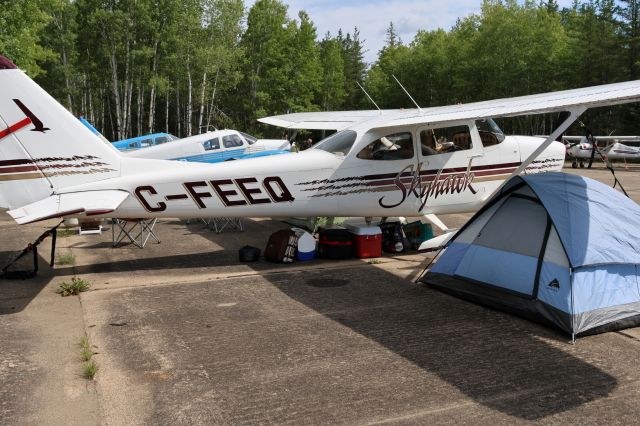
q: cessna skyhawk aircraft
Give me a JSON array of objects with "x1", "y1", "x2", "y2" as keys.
[{"x1": 2, "y1": 54, "x2": 640, "y2": 237}]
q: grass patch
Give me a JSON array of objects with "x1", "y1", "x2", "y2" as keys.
[
  {"x1": 79, "y1": 336, "x2": 92, "y2": 361},
  {"x1": 368, "y1": 259, "x2": 383, "y2": 264},
  {"x1": 57, "y1": 228, "x2": 76, "y2": 238},
  {"x1": 57, "y1": 277, "x2": 91, "y2": 296},
  {"x1": 55, "y1": 253, "x2": 75, "y2": 265},
  {"x1": 80, "y1": 335, "x2": 98, "y2": 379},
  {"x1": 83, "y1": 360, "x2": 98, "y2": 380}
]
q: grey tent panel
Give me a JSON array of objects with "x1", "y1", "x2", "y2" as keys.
[{"x1": 473, "y1": 197, "x2": 548, "y2": 258}]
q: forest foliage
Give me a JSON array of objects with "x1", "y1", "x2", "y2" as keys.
[{"x1": 2, "y1": 0, "x2": 640, "y2": 139}]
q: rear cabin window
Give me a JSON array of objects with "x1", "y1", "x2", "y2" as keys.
[
  {"x1": 140, "y1": 138, "x2": 152, "y2": 148},
  {"x1": 223, "y1": 134, "x2": 244, "y2": 148},
  {"x1": 128, "y1": 142, "x2": 138, "y2": 149},
  {"x1": 420, "y1": 125, "x2": 473, "y2": 156},
  {"x1": 203, "y1": 138, "x2": 220, "y2": 151},
  {"x1": 357, "y1": 132, "x2": 414, "y2": 160}
]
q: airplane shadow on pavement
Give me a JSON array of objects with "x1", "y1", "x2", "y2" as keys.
[
  {"x1": 49, "y1": 218, "x2": 617, "y2": 420},
  {"x1": 269, "y1": 266, "x2": 616, "y2": 421}
]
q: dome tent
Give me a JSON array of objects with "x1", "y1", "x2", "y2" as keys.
[{"x1": 420, "y1": 172, "x2": 640, "y2": 338}]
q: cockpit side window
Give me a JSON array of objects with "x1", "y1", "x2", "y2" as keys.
[
  {"x1": 420, "y1": 125, "x2": 473, "y2": 156},
  {"x1": 223, "y1": 134, "x2": 244, "y2": 148},
  {"x1": 357, "y1": 132, "x2": 414, "y2": 160},
  {"x1": 203, "y1": 138, "x2": 220, "y2": 151}
]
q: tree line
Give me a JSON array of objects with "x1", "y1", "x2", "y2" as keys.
[{"x1": 1, "y1": 0, "x2": 640, "y2": 140}]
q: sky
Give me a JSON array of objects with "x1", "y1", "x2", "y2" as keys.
[{"x1": 247, "y1": 0, "x2": 577, "y2": 64}]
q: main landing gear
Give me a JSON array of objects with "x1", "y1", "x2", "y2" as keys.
[{"x1": 571, "y1": 160, "x2": 585, "y2": 168}]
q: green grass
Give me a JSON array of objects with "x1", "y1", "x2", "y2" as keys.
[
  {"x1": 79, "y1": 336, "x2": 92, "y2": 361},
  {"x1": 56, "y1": 228, "x2": 76, "y2": 238},
  {"x1": 57, "y1": 277, "x2": 91, "y2": 296},
  {"x1": 83, "y1": 360, "x2": 98, "y2": 380},
  {"x1": 80, "y1": 335, "x2": 98, "y2": 379},
  {"x1": 55, "y1": 253, "x2": 75, "y2": 265}
]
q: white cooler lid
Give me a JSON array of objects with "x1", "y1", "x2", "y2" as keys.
[{"x1": 343, "y1": 222, "x2": 381, "y2": 236}]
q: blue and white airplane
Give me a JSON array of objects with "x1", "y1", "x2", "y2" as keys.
[
  {"x1": 122, "y1": 129, "x2": 291, "y2": 163},
  {"x1": 78, "y1": 117, "x2": 291, "y2": 163},
  {"x1": 113, "y1": 133, "x2": 179, "y2": 151}
]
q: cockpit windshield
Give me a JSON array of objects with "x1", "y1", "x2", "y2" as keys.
[
  {"x1": 239, "y1": 131, "x2": 258, "y2": 145},
  {"x1": 312, "y1": 130, "x2": 357, "y2": 156},
  {"x1": 476, "y1": 119, "x2": 506, "y2": 146}
]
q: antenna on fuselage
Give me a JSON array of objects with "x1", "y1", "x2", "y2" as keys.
[
  {"x1": 356, "y1": 81, "x2": 382, "y2": 113},
  {"x1": 392, "y1": 74, "x2": 422, "y2": 113}
]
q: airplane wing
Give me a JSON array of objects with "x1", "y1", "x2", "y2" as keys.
[
  {"x1": 369, "y1": 80, "x2": 640, "y2": 129},
  {"x1": 258, "y1": 110, "x2": 395, "y2": 130},
  {"x1": 260, "y1": 80, "x2": 640, "y2": 131},
  {"x1": 7, "y1": 190, "x2": 130, "y2": 224}
]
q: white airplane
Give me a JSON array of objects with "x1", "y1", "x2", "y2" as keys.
[
  {"x1": 123, "y1": 129, "x2": 291, "y2": 163},
  {"x1": 2, "y1": 54, "x2": 640, "y2": 241},
  {"x1": 564, "y1": 136, "x2": 640, "y2": 167}
]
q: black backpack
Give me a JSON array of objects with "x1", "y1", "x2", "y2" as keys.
[
  {"x1": 380, "y1": 222, "x2": 405, "y2": 253},
  {"x1": 239, "y1": 245, "x2": 261, "y2": 262}
]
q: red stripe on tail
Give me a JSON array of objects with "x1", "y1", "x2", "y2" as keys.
[{"x1": 0, "y1": 117, "x2": 32, "y2": 141}]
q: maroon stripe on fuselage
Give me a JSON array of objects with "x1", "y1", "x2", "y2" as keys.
[
  {"x1": 364, "y1": 166, "x2": 519, "y2": 187},
  {"x1": 356, "y1": 162, "x2": 522, "y2": 182},
  {"x1": 0, "y1": 159, "x2": 35, "y2": 167},
  {"x1": 0, "y1": 165, "x2": 39, "y2": 173}
]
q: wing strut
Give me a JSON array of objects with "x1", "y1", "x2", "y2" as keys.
[{"x1": 491, "y1": 106, "x2": 587, "y2": 200}]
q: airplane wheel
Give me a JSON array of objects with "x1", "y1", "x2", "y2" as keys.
[
  {"x1": 572, "y1": 161, "x2": 578, "y2": 168},
  {"x1": 579, "y1": 162, "x2": 585, "y2": 168}
]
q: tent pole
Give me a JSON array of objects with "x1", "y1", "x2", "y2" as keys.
[{"x1": 570, "y1": 266, "x2": 576, "y2": 345}]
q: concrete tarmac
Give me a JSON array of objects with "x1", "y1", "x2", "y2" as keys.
[{"x1": 3, "y1": 164, "x2": 640, "y2": 424}]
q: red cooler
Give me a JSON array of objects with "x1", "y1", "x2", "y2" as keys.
[{"x1": 344, "y1": 223, "x2": 382, "y2": 258}]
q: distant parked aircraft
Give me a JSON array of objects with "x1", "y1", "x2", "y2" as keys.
[
  {"x1": 113, "y1": 133, "x2": 179, "y2": 151},
  {"x1": 122, "y1": 129, "x2": 291, "y2": 163},
  {"x1": 564, "y1": 135, "x2": 640, "y2": 167},
  {"x1": 78, "y1": 116, "x2": 290, "y2": 163}
]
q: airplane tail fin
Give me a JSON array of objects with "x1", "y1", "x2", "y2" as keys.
[{"x1": 0, "y1": 56, "x2": 121, "y2": 210}]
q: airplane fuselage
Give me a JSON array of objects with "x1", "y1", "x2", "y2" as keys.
[{"x1": 61, "y1": 127, "x2": 565, "y2": 220}]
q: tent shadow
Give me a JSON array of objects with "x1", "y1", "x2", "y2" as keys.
[
  {"x1": 270, "y1": 266, "x2": 617, "y2": 421},
  {"x1": 0, "y1": 251, "x2": 52, "y2": 314}
]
